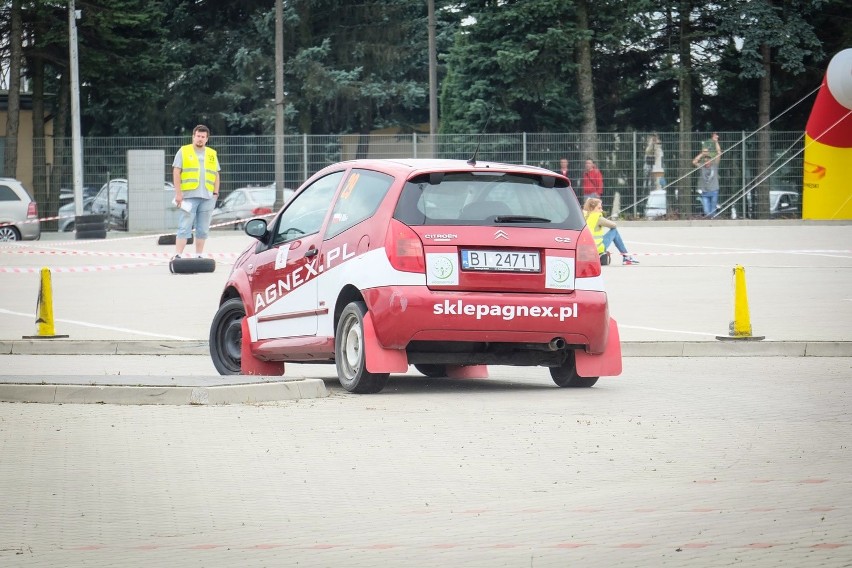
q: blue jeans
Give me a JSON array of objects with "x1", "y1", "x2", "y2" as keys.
[
  {"x1": 602, "y1": 228, "x2": 628, "y2": 254},
  {"x1": 700, "y1": 191, "x2": 719, "y2": 216},
  {"x1": 177, "y1": 197, "x2": 215, "y2": 239}
]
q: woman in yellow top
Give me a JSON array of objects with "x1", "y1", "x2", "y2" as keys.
[{"x1": 582, "y1": 198, "x2": 640, "y2": 265}]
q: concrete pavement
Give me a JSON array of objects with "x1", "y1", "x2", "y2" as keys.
[{"x1": 1, "y1": 356, "x2": 850, "y2": 566}]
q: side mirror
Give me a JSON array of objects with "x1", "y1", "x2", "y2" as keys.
[{"x1": 245, "y1": 218, "x2": 268, "y2": 240}]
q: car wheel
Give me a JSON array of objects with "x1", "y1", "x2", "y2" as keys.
[
  {"x1": 209, "y1": 298, "x2": 245, "y2": 375},
  {"x1": 335, "y1": 301, "x2": 389, "y2": 393},
  {"x1": 550, "y1": 352, "x2": 598, "y2": 388},
  {"x1": 0, "y1": 225, "x2": 21, "y2": 241},
  {"x1": 414, "y1": 364, "x2": 447, "y2": 378}
]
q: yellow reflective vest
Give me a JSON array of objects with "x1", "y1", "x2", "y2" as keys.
[
  {"x1": 584, "y1": 211, "x2": 606, "y2": 254},
  {"x1": 179, "y1": 145, "x2": 218, "y2": 193}
]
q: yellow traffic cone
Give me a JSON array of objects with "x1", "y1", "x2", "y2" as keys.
[
  {"x1": 23, "y1": 267, "x2": 69, "y2": 339},
  {"x1": 716, "y1": 265, "x2": 764, "y2": 341}
]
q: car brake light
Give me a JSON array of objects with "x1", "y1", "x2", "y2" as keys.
[
  {"x1": 385, "y1": 219, "x2": 425, "y2": 273},
  {"x1": 252, "y1": 207, "x2": 272, "y2": 215},
  {"x1": 575, "y1": 226, "x2": 602, "y2": 277},
  {"x1": 27, "y1": 202, "x2": 38, "y2": 219}
]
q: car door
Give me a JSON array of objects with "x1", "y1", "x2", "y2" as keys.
[{"x1": 248, "y1": 171, "x2": 345, "y2": 341}]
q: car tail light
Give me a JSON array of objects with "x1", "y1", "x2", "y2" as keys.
[
  {"x1": 252, "y1": 207, "x2": 272, "y2": 215},
  {"x1": 27, "y1": 202, "x2": 38, "y2": 219},
  {"x1": 385, "y1": 219, "x2": 425, "y2": 273},
  {"x1": 575, "y1": 226, "x2": 602, "y2": 277}
]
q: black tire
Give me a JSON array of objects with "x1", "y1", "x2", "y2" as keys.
[
  {"x1": 75, "y1": 228, "x2": 107, "y2": 240},
  {"x1": 414, "y1": 364, "x2": 447, "y2": 378},
  {"x1": 335, "y1": 301, "x2": 389, "y2": 393},
  {"x1": 0, "y1": 225, "x2": 21, "y2": 241},
  {"x1": 209, "y1": 298, "x2": 245, "y2": 375},
  {"x1": 169, "y1": 257, "x2": 215, "y2": 274},
  {"x1": 76, "y1": 221, "x2": 106, "y2": 232},
  {"x1": 75, "y1": 214, "x2": 106, "y2": 224},
  {"x1": 550, "y1": 351, "x2": 599, "y2": 388},
  {"x1": 157, "y1": 234, "x2": 194, "y2": 245}
]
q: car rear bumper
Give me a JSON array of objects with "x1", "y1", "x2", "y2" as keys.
[
  {"x1": 19, "y1": 221, "x2": 41, "y2": 240},
  {"x1": 362, "y1": 286, "x2": 611, "y2": 353}
]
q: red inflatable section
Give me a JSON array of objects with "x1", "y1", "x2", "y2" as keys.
[{"x1": 806, "y1": 78, "x2": 852, "y2": 149}]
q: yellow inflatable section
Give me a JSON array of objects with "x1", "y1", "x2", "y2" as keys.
[{"x1": 803, "y1": 49, "x2": 852, "y2": 220}]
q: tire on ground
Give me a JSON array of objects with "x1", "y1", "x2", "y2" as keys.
[
  {"x1": 414, "y1": 364, "x2": 447, "y2": 378},
  {"x1": 75, "y1": 221, "x2": 106, "y2": 232},
  {"x1": 75, "y1": 228, "x2": 107, "y2": 240},
  {"x1": 335, "y1": 301, "x2": 389, "y2": 393},
  {"x1": 157, "y1": 234, "x2": 194, "y2": 245},
  {"x1": 209, "y1": 298, "x2": 244, "y2": 375},
  {"x1": 550, "y1": 351, "x2": 599, "y2": 388},
  {"x1": 169, "y1": 257, "x2": 216, "y2": 274}
]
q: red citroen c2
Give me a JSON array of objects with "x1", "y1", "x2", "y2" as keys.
[{"x1": 210, "y1": 159, "x2": 622, "y2": 393}]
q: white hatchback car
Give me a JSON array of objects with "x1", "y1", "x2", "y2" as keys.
[{"x1": 0, "y1": 178, "x2": 41, "y2": 241}]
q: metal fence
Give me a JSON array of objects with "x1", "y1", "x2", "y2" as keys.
[{"x1": 32, "y1": 131, "x2": 804, "y2": 230}]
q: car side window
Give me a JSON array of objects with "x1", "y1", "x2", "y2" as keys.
[
  {"x1": 273, "y1": 171, "x2": 344, "y2": 245},
  {"x1": 0, "y1": 185, "x2": 20, "y2": 202},
  {"x1": 326, "y1": 169, "x2": 394, "y2": 239}
]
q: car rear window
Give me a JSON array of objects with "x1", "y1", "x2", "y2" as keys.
[
  {"x1": 0, "y1": 185, "x2": 22, "y2": 202},
  {"x1": 393, "y1": 172, "x2": 584, "y2": 230}
]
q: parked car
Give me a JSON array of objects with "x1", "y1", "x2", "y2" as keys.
[
  {"x1": 58, "y1": 185, "x2": 100, "y2": 205},
  {"x1": 211, "y1": 184, "x2": 294, "y2": 230},
  {"x1": 57, "y1": 197, "x2": 96, "y2": 232},
  {"x1": 745, "y1": 189, "x2": 802, "y2": 219},
  {"x1": 209, "y1": 158, "x2": 623, "y2": 393},
  {"x1": 89, "y1": 179, "x2": 175, "y2": 230},
  {"x1": 0, "y1": 177, "x2": 41, "y2": 241}
]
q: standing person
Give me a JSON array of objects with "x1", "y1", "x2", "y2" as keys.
[
  {"x1": 692, "y1": 132, "x2": 722, "y2": 216},
  {"x1": 581, "y1": 158, "x2": 603, "y2": 200},
  {"x1": 173, "y1": 124, "x2": 220, "y2": 259},
  {"x1": 582, "y1": 197, "x2": 640, "y2": 265},
  {"x1": 644, "y1": 134, "x2": 663, "y2": 191},
  {"x1": 554, "y1": 157, "x2": 573, "y2": 190}
]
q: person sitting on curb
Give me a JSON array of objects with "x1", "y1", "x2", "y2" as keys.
[{"x1": 582, "y1": 197, "x2": 640, "y2": 265}]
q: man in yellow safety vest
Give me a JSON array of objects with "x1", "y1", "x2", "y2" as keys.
[{"x1": 172, "y1": 124, "x2": 221, "y2": 259}]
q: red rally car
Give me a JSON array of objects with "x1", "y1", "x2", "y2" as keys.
[{"x1": 209, "y1": 158, "x2": 622, "y2": 393}]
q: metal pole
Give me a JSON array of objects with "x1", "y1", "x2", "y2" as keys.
[
  {"x1": 632, "y1": 130, "x2": 637, "y2": 217},
  {"x1": 273, "y1": 0, "x2": 285, "y2": 208},
  {"x1": 303, "y1": 134, "x2": 308, "y2": 182},
  {"x1": 741, "y1": 130, "x2": 747, "y2": 218},
  {"x1": 68, "y1": 1, "x2": 84, "y2": 218},
  {"x1": 427, "y1": 0, "x2": 438, "y2": 135}
]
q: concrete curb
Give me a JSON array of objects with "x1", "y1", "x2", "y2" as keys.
[
  {"x1": 0, "y1": 377, "x2": 328, "y2": 406},
  {"x1": 3, "y1": 339, "x2": 851, "y2": 357}
]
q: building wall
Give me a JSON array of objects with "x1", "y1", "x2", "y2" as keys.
[{"x1": 0, "y1": 109, "x2": 55, "y2": 193}]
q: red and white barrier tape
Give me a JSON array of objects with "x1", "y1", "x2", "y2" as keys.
[
  {"x1": 0, "y1": 261, "x2": 166, "y2": 274},
  {"x1": 0, "y1": 247, "x2": 238, "y2": 260}
]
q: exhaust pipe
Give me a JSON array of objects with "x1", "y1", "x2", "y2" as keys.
[{"x1": 548, "y1": 337, "x2": 566, "y2": 351}]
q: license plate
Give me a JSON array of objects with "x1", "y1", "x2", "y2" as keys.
[{"x1": 461, "y1": 250, "x2": 540, "y2": 272}]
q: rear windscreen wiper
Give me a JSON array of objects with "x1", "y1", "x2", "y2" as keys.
[{"x1": 493, "y1": 215, "x2": 551, "y2": 223}]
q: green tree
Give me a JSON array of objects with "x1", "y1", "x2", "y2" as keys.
[
  {"x1": 716, "y1": 0, "x2": 824, "y2": 218},
  {"x1": 440, "y1": 0, "x2": 579, "y2": 134}
]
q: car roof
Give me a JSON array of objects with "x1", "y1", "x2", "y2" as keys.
[{"x1": 319, "y1": 158, "x2": 556, "y2": 178}]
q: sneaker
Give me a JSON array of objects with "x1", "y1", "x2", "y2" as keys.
[
  {"x1": 195, "y1": 253, "x2": 207, "y2": 259},
  {"x1": 172, "y1": 254, "x2": 182, "y2": 260},
  {"x1": 622, "y1": 255, "x2": 640, "y2": 265}
]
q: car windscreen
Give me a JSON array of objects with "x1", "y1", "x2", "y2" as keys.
[{"x1": 393, "y1": 172, "x2": 584, "y2": 230}]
